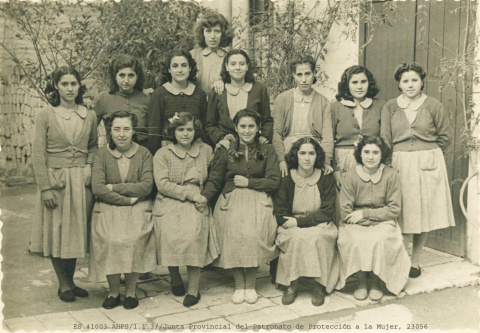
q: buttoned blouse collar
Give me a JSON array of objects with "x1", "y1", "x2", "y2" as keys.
[
  {"x1": 202, "y1": 47, "x2": 227, "y2": 57},
  {"x1": 52, "y1": 105, "x2": 87, "y2": 120},
  {"x1": 355, "y1": 163, "x2": 385, "y2": 184},
  {"x1": 396, "y1": 93, "x2": 427, "y2": 110},
  {"x1": 294, "y1": 87, "x2": 314, "y2": 104},
  {"x1": 163, "y1": 82, "x2": 195, "y2": 96},
  {"x1": 291, "y1": 168, "x2": 322, "y2": 187},
  {"x1": 167, "y1": 141, "x2": 201, "y2": 159},
  {"x1": 108, "y1": 142, "x2": 139, "y2": 159},
  {"x1": 225, "y1": 82, "x2": 253, "y2": 96},
  {"x1": 340, "y1": 97, "x2": 372, "y2": 109}
]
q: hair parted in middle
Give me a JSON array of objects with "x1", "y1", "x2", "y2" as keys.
[
  {"x1": 230, "y1": 109, "x2": 264, "y2": 160},
  {"x1": 290, "y1": 54, "x2": 317, "y2": 84},
  {"x1": 163, "y1": 112, "x2": 203, "y2": 144},
  {"x1": 195, "y1": 12, "x2": 233, "y2": 49},
  {"x1": 107, "y1": 54, "x2": 145, "y2": 94},
  {"x1": 45, "y1": 66, "x2": 87, "y2": 107},
  {"x1": 285, "y1": 137, "x2": 325, "y2": 170},
  {"x1": 105, "y1": 110, "x2": 138, "y2": 150},
  {"x1": 220, "y1": 49, "x2": 255, "y2": 84},
  {"x1": 353, "y1": 135, "x2": 391, "y2": 165},
  {"x1": 335, "y1": 65, "x2": 379, "y2": 102},
  {"x1": 160, "y1": 49, "x2": 198, "y2": 85}
]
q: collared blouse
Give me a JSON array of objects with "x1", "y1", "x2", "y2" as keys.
[{"x1": 190, "y1": 47, "x2": 227, "y2": 93}]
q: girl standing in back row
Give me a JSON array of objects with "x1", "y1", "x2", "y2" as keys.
[{"x1": 381, "y1": 62, "x2": 455, "y2": 278}]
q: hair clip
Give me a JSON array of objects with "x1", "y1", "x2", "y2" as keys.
[{"x1": 168, "y1": 112, "x2": 180, "y2": 124}]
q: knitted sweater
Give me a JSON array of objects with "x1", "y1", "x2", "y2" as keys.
[
  {"x1": 201, "y1": 140, "x2": 280, "y2": 201},
  {"x1": 147, "y1": 84, "x2": 208, "y2": 155},
  {"x1": 273, "y1": 171, "x2": 336, "y2": 227},
  {"x1": 380, "y1": 95, "x2": 452, "y2": 152},
  {"x1": 272, "y1": 88, "x2": 333, "y2": 164},
  {"x1": 93, "y1": 90, "x2": 150, "y2": 142},
  {"x1": 92, "y1": 144, "x2": 153, "y2": 206},
  {"x1": 32, "y1": 105, "x2": 98, "y2": 191},
  {"x1": 205, "y1": 81, "x2": 273, "y2": 144}
]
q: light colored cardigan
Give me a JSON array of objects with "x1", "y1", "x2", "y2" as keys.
[{"x1": 272, "y1": 88, "x2": 333, "y2": 164}]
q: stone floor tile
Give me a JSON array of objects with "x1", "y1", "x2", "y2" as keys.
[
  {"x1": 151, "y1": 265, "x2": 171, "y2": 277},
  {"x1": 153, "y1": 308, "x2": 220, "y2": 325},
  {"x1": 423, "y1": 261, "x2": 480, "y2": 287},
  {"x1": 209, "y1": 296, "x2": 276, "y2": 316},
  {"x1": 99, "y1": 306, "x2": 148, "y2": 324},
  {"x1": 312, "y1": 304, "x2": 412, "y2": 330},
  {"x1": 257, "y1": 263, "x2": 272, "y2": 278},
  {"x1": 140, "y1": 296, "x2": 188, "y2": 318},
  {"x1": 271, "y1": 292, "x2": 356, "y2": 316},
  {"x1": 4, "y1": 316, "x2": 47, "y2": 332},
  {"x1": 137, "y1": 278, "x2": 170, "y2": 297},
  {"x1": 226, "y1": 305, "x2": 300, "y2": 327},
  {"x1": 69, "y1": 308, "x2": 115, "y2": 326},
  {"x1": 185, "y1": 283, "x2": 235, "y2": 309},
  {"x1": 200, "y1": 269, "x2": 233, "y2": 288},
  {"x1": 255, "y1": 277, "x2": 283, "y2": 298},
  {"x1": 35, "y1": 311, "x2": 79, "y2": 330},
  {"x1": 404, "y1": 272, "x2": 454, "y2": 295},
  {"x1": 418, "y1": 247, "x2": 464, "y2": 267}
]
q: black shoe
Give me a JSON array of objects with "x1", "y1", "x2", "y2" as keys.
[
  {"x1": 58, "y1": 288, "x2": 75, "y2": 302},
  {"x1": 183, "y1": 293, "x2": 201, "y2": 307},
  {"x1": 312, "y1": 282, "x2": 326, "y2": 306},
  {"x1": 123, "y1": 296, "x2": 139, "y2": 310},
  {"x1": 281, "y1": 290, "x2": 297, "y2": 305},
  {"x1": 102, "y1": 295, "x2": 121, "y2": 309},
  {"x1": 71, "y1": 286, "x2": 89, "y2": 297},
  {"x1": 269, "y1": 258, "x2": 278, "y2": 285},
  {"x1": 171, "y1": 281, "x2": 186, "y2": 296},
  {"x1": 409, "y1": 266, "x2": 421, "y2": 278}
]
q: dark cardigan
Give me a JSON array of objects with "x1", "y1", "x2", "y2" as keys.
[{"x1": 273, "y1": 171, "x2": 336, "y2": 227}]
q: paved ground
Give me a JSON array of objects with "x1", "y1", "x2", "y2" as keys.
[{"x1": 1, "y1": 184, "x2": 480, "y2": 332}]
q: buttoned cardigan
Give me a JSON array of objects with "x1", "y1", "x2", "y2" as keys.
[
  {"x1": 201, "y1": 140, "x2": 280, "y2": 201},
  {"x1": 273, "y1": 170, "x2": 336, "y2": 227},
  {"x1": 93, "y1": 90, "x2": 150, "y2": 142},
  {"x1": 339, "y1": 164, "x2": 401, "y2": 223},
  {"x1": 331, "y1": 98, "x2": 384, "y2": 149},
  {"x1": 32, "y1": 105, "x2": 98, "y2": 191},
  {"x1": 205, "y1": 81, "x2": 274, "y2": 144},
  {"x1": 92, "y1": 144, "x2": 153, "y2": 206},
  {"x1": 380, "y1": 95, "x2": 452, "y2": 152},
  {"x1": 272, "y1": 88, "x2": 333, "y2": 164}
]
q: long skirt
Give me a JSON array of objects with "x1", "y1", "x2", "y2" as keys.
[
  {"x1": 336, "y1": 220, "x2": 410, "y2": 295},
  {"x1": 212, "y1": 188, "x2": 278, "y2": 268},
  {"x1": 333, "y1": 148, "x2": 357, "y2": 224},
  {"x1": 30, "y1": 167, "x2": 92, "y2": 258},
  {"x1": 392, "y1": 148, "x2": 455, "y2": 233},
  {"x1": 153, "y1": 184, "x2": 219, "y2": 267},
  {"x1": 275, "y1": 222, "x2": 340, "y2": 293},
  {"x1": 90, "y1": 200, "x2": 156, "y2": 280}
]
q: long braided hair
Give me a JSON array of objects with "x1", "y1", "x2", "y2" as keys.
[{"x1": 231, "y1": 109, "x2": 264, "y2": 160}]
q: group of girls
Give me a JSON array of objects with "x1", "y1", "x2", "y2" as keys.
[{"x1": 30, "y1": 12, "x2": 455, "y2": 311}]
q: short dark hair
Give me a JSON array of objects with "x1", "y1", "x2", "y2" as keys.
[
  {"x1": 108, "y1": 54, "x2": 145, "y2": 94},
  {"x1": 285, "y1": 137, "x2": 325, "y2": 170},
  {"x1": 160, "y1": 49, "x2": 198, "y2": 85},
  {"x1": 195, "y1": 12, "x2": 233, "y2": 49},
  {"x1": 290, "y1": 54, "x2": 317, "y2": 84},
  {"x1": 163, "y1": 112, "x2": 203, "y2": 144},
  {"x1": 220, "y1": 49, "x2": 255, "y2": 84},
  {"x1": 105, "y1": 110, "x2": 138, "y2": 150},
  {"x1": 335, "y1": 65, "x2": 379, "y2": 101},
  {"x1": 45, "y1": 66, "x2": 86, "y2": 107},
  {"x1": 394, "y1": 62, "x2": 427, "y2": 91},
  {"x1": 353, "y1": 135, "x2": 391, "y2": 165}
]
